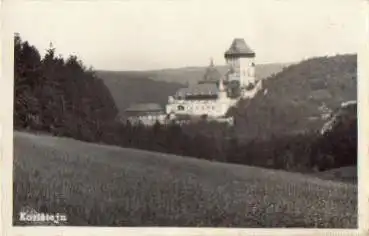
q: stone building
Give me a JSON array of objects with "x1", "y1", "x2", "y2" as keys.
[{"x1": 165, "y1": 38, "x2": 262, "y2": 122}]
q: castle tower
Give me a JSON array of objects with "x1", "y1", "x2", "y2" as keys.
[
  {"x1": 217, "y1": 76, "x2": 227, "y2": 100},
  {"x1": 224, "y1": 38, "x2": 256, "y2": 88}
]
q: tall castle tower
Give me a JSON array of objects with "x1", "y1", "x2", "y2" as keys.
[{"x1": 224, "y1": 38, "x2": 256, "y2": 88}]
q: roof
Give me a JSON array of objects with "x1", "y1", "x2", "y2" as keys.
[
  {"x1": 201, "y1": 59, "x2": 222, "y2": 83},
  {"x1": 224, "y1": 38, "x2": 255, "y2": 58},
  {"x1": 125, "y1": 103, "x2": 163, "y2": 112},
  {"x1": 175, "y1": 83, "x2": 219, "y2": 97}
]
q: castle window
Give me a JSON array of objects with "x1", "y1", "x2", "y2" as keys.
[{"x1": 178, "y1": 105, "x2": 185, "y2": 111}]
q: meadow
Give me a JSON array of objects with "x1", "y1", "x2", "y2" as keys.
[{"x1": 13, "y1": 131, "x2": 357, "y2": 227}]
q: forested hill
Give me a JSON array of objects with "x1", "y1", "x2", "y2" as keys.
[
  {"x1": 97, "y1": 75, "x2": 184, "y2": 115},
  {"x1": 230, "y1": 54, "x2": 357, "y2": 140},
  {"x1": 13, "y1": 34, "x2": 118, "y2": 141},
  {"x1": 97, "y1": 63, "x2": 289, "y2": 85}
]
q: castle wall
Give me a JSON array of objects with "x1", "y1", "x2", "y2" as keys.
[
  {"x1": 241, "y1": 79, "x2": 262, "y2": 99},
  {"x1": 127, "y1": 114, "x2": 167, "y2": 126},
  {"x1": 166, "y1": 98, "x2": 235, "y2": 117}
]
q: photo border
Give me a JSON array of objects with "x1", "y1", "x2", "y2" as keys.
[{"x1": 1, "y1": 0, "x2": 368, "y2": 235}]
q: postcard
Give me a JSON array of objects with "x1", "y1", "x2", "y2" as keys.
[{"x1": 1, "y1": 0, "x2": 368, "y2": 235}]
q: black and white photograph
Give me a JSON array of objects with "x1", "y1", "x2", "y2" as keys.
[{"x1": 1, "y1": 0, "x2": 368, "y2": 234}]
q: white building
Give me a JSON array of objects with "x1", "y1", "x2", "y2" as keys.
[
  {"x1": 166, "y1": 38, "x2": 262, "y2": 121},
  {"x1": 122, "y1": 103, "x2": 167, "y2": 126}
]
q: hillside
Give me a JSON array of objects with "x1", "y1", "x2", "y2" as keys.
[
  {"x1": 13, "y1": 131, "x2": 357, "y2": 227},
  {"x1": 97, "y1": 63, "x2": 289, "y2": 85},
  {"x1": 96, "y1": 63, "x2": 289, "y2": 113},
  {"x1": 231, "y1": 54, "x2": 357, "y2": 140},
  {"x1": 97, "y1": 75, "x2": 184, "y2": 114}
]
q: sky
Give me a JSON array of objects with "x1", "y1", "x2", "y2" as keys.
[{"x1": 3, "y1": 0, "x2": 367, "y2": 70}]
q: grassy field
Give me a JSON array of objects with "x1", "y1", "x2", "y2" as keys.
[{"x1": 13, "y1": 131, "x2": 357, "y2": 227}]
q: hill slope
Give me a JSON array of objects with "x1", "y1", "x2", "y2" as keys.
[
  {"x1": 231, "y1": 54, "x2": 357, "y2": 140},
  {"x1": 97, "y1": 63, "x2": 289, "y2": 85},
  {"x1": 97, "y1": 76, "x2": 184, "y2": 114},
  {"x1": 13, "y1": 131, "x2": 357, "y2": 227},
  {"x1": 96, "y1": 63, "x2": 289, "y2": 113}
]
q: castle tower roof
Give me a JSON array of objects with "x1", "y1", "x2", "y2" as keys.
[
  {"x1": 200, "y1": 58, "x2": 222, "y2": 83},
  {"x1": 224, "y1": 38, "x2": 255, "y2": 59}
]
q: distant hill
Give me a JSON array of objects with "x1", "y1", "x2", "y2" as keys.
[
  {"x1": 229, "y1": 54, "x2": 357, "y2": 140},
  {"x1": 14, "y1": 131, "x2": 357, "y2": 227},
  {"x1": 97, "y1": 63, "x2": 290, "y2": 85},
  {"x1": 97, "y1": 75, "x2": 184, "y2": 115},
  {"x1": 96, "y1": 63, "x2": 290, "y2": 113}
]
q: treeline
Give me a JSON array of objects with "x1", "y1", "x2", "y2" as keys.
[
  {"x1": 96, "y1": 118, "x2": 356, "y2": 173},
  {"x1": 14, "y1": 33, "x2": 119, "y2": 139},
  {"x1": 14, "y1": 34, "x2": 357, "y2": 173}
]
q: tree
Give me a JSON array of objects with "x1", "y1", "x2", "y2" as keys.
[
  {"x1": 14, "y1": 34, "x2": 119, "y2": 142},
  {"x1": 14, "y1": 34, "x2": 42, "y2": 129}
]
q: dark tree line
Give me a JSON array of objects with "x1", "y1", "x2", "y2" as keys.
[
  {"x1": 14, "y1": 34, "x2": 357, "y2": 174},
  {"x1": 107, "y1": 119, "x2": 356, "y2": 173},
  {"x1": 14, "y1": 33, "x2": 119, "y2": 141}
]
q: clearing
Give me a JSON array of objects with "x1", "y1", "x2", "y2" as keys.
[{"x1": 13, "y1": 131, "x2": 357, "y2": 227}]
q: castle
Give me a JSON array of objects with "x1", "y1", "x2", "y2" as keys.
[
  {"x1": 123, "y1": 38, "x2": 263, "y2": 126},
  {"x1": 165, "y1": 38, "x2": 262, "y2": 123}
]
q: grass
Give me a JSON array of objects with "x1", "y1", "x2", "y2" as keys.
[
  {"x1": 13, "y1": 131, "x2": 357, "y2": 227},
  {"x1": 314, "y1": 166, "x2": 357, "y2": 183}
]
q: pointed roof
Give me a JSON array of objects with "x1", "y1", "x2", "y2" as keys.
[
  {"x1": 201, "y1": 58, "x2": 222, "y2": 83},
  {"x1": 224, "y1": 38, "x2": 255, "y2": 58}
]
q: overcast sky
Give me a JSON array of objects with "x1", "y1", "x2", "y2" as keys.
[{"x1": 3, "y1": 0, "x2": 366, "y2": 70}]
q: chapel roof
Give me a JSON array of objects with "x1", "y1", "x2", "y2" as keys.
[
  {"x1": 224, "y1": 38, "x2": 255, "y2": 58},
  {"x1": 200, "y1": 58, "x2": 222, "y2": 83},
  {"x1": 175, "y1": 83, "x2": 219, "y2": 97}
]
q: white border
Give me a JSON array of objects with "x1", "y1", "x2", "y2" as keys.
[{"x1": 1, "y1": 0, "x2": 368, "y2": 235}]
